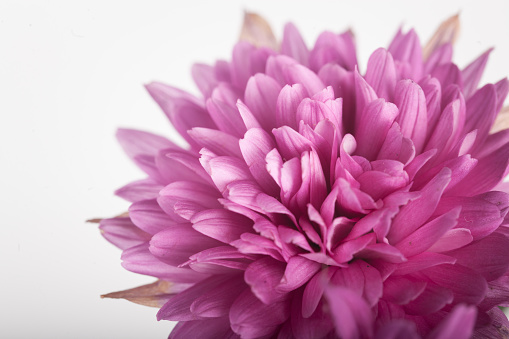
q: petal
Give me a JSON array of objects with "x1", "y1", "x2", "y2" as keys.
[
  {"x1": 239, "y1": 12, "x2": 277, "y2": 50},
  {"x1": 244, "y1": 74, "x2": 282, "y2": 132},
  {"x1": 191, "y1": 209, "x2": 254, "y2": 244},
  {"x1": 422, "y1": 14, "x2": 460, "y2": 60},
  {"x1": 426, "y1": 304, "x2": 477, "y2": 339},
  {"x1": 129, "y1": 199, "x2": 176, "y2": 234},
  {"x1": 277, "y1": 256, "x2": 321, "y2": 293},
  {"x1": 149, "y1": 224, "x2": 221, "y2": 266},
  {"x1": 244, "y1": 257, "x2": 286, "y2": 304},
  {"x1": 276, "y1": 84, "x2": 308, "y2": 130},
  {"x1": 394, "y1": 79, "x2": 428, "y2": 153},
  {"x1": 355, "y1": 98, "x2": 399, "y2": 160},
  {"x1": 230, "y1": 289, "x2": 290, "y2": 339},
  {"x1": 364, "y1": 48, "x2": 397, "y2": 100},
  {"x1": 169, "y1": 317, "x2": 238, "y2": 339},
  {"x1": 325, "y1": 285, "x2": 374, "y2": 339},
  {"x1": 99, "y1": 217, "x2": 151, "y2": 250},
  {"x1": 116, "y1": 128, "x2": 175, "y2": 160},
  {"x1": 191, "y1": 63, "x2": 217, "y2": 98},
  {"x1": 462, "y1": 49, "x2": 492, "y2": 98},
  {"x1": 281, "y1": 22, "x2": 309, "y2": 67},
  {"x1": 190, "y1": 275, "x2": 246, "y2": 317},
  {"x1": 115, "y1": 178, "x2": 163, "y2": 203},
  {"x1": 188, "y1": 127, "x2": 242, "y2": 157}
]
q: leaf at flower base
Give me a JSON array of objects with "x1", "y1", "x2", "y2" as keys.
[
  {"x1": 101, "y1": 280, "x2": 188, "y2": 308},
  {"x1": 422, "y1": 14, "x2": 460, "y2": 61},
  {"x1": 239, "y1": 12, "x2": 278, "y2": 50},
  {"x1": 491, "y1": 106, "x2": 509, "y2": 134}
]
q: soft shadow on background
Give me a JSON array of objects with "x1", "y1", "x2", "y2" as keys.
[{"x1": 1, "y1": 1, "x2": 508, "y2": 337}]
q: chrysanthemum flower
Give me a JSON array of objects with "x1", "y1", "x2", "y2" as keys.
[{"x1": 99, "y1": 13, "x2": 509, "y2": 338}]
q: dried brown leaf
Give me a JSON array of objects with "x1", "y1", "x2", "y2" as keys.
[
  {"x1": 423, "y1": 14, "x2": 460, "y2": 61},
  {"x1": 102, "y1": 280, "x2": 175, "y2": 308},
  {"x1": 239, "y1": 12, "x2": 278, "y2": 50}
]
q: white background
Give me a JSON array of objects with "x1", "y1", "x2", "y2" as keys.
[{"x1": 1, "y1": 1, "x2": 508, "y2": 338}]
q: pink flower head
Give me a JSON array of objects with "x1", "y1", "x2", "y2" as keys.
[{"x1": 99, "y1": 13, "x2": 509, "y2": 338}]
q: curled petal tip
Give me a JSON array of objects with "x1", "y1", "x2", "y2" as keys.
[
  {"x1": 423, "y1": 13, "x2": 460, "y2": 60},
  {"x1": 239, "y1": 12, "x2": 278, "y2": 50}
]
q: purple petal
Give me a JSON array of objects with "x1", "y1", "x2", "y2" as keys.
[
  {"x1": 325, "y1": 285, "x2": 374, "y2": 339},
  {"x1": 191, "y1": 63, "x2": 218, "y2": 98},
  {"x1": 281, "y1": 23, "x2": 309, "y2": 67},
  {"x1": 277, "y1": 256, "x2": 321, "y2": 293},
  {"x1": 122, "y1": 243, "x2": 207, "y2": 283},
  {"x1": 115, "y1": 178, "x2": 162, "y2": 203},
  {"x1": 394, "y1": 79, "x2": 428, "y2": 153},
  {"x1": 149, "y1": 224, "x2": 221, "y2": 266},
  {"x1": 190, "y1": 275, "x2": 246, "y2": 317},
  {"x1": 99, "y1": 217, "x2": 151, "y2": 250},
  {"x1": 244, "y1": 74, "x2": 282, "y2": 132},
  {"x1": 116, "y1": 128, "x2": 175, "y2": 160},
  {"x1": 364, "y1": 48, "x2": 397, "y2": 100},
  {"x1": 191, "y1": 209, "x2": 253, "y2": 244},
  {"x1": 462, "y1": 48, "x2": 492, "y2": 98},
  {"x1": 426, "y1": 304, "x2": 477, "y2": 339},
  {"x1": 230, "y1": 289, "x2": 290, "y2": 339},
  {"x1": 383, "y1": 276, "x2": 427, "y2": 305},
  {"x1": 245, "y1": 257, "x2": 286, "y2": 304},
  {"x1": 309, "y1": 30, "x2": 357, "y2": 72},
  {"x1": 188, "y1": 127, "x2": 242, "y2": 157},
  {"x1": 388, "y1": 28, "x2": 423, "y2": 79},
  {"x1": 129, "y1": 199, "x2": 176, "y2": 234},
  {"x1": 276, "y1": 84, "x2": 308, "y2": 130},
  {"x1": 169, "y1": 317, "x2": 238, "y2": 339},
  {"x1": 355, "y1": 98, "x2": 399, "y2": 160}
]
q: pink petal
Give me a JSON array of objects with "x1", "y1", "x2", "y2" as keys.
[
  {"x1": 364, "y1": 48, "x2": 397, "y2": 100},
  {"x1": 388, "y1": 167, "x2": 451, "y2": 244},
  {"x1": 208, "y1": 156, "x2": 254, "y2": 194},
  {"x1": 354, "y1": 69, "x2": 378, "y2": 121},
  {"x1": 145, "y1": 82, "x2": 215, "y2": 149},
  {"x1": 281, "y1": 23, "x2": 309, "y2": 67},
  {"x1": 309, "y1": 30, "x2": 357, "y2": 72},
  {"x1": 158, "y1": 181, "x2": 222, "y2": 220},
  {"x1": 446, "y1": 232, "x2": 509, "y2": 281},
  {"x1": 190, "y1": 275, "x2": 246, "y2": 317},
  {"x1": 383, "y1": 276, "x2": 427, "y2": 305},
  {"x1": 393, "y1": 252, "x2": 456, "y2": 276},
  {"x1": 129, "y1": 199, "x2": 176, "y2": 234},
  {"x1": 191, "y1": 209, "x2": 254, "y2": 243},
  {"x1": 116, "y1": 128, "x2": 175, "y2": 160},
  {"x1": 277, "y1": 256, "x2": 321, "y2": 293},
  {"x1": 427, "y1": 228, "x2": 473, "y2": 253},
  {"x1": 426, "y1": 304, "x2": 477, "y2": 339},
  {"x1": 464, "y1": 84, "x2": 497, "y2": 148},
  {"x1": 149, "y1": 224, "x2": 221, "y2": 266},
  {"x1": 115, "y1": 178, "x2": 163, "y2": 203},
  {"x1": 122, "y1": 243, "x2": 207, "y2": 283},
  {"x1": 420, "y1": 76, "x2": 442, "y2": 137},
  {"x1": 273, "y1": 126, "x2": 313, "y2": 160},
  {"x1": 207, "y1": 84, "x2": 246, "y2": 138},
  {"x1": 240, "y1": 128, "x2": 279, "y2": 196},
  {"x1": 244, "y1": 73, "x2": 282, "y2": 132},
  {"x1": 388, "y1": 28, "x2": 423, "y2": 79},
  {"x1": 290, "y1": 291, "x2": 334, "y2": 339},
  {"x1": 462, "y1": 48, "x2": 492, "y2": 98},
  {"x1": 229, "y1": 289, "x2": 290, "y2": 339},
  {"x1": 191, "y1": 63, "x2": 218, "y2": 98},
  {"x1": 168, "y1": 317, "x2": 238, "y2": 339},
  {"x1": 276, "y1": 84, "x2": 308, "y2": 130},
  {"x1": 403, "y1": 283, "x2": 453, "y2": 315},
  {"x1": 355, "y1": 98, "x2": 399, "y2": 160},
  {"x1": 99, "y1": 217, "x2": 151, "y2": 250},
  {"x1": 188, "y1": 127, "x2": 242, "y2": 157},
  {"x1": 325, "y1": 285, "x2": 374, "y2": 339},
  {"x1": 244, "y1": 257, "x2": 286, "y2": 304},
  {"x1": 394, "y1": 79, "x2": 428, "y2": 153},
  {"x1": 266, "y1": 55, "x2": 324, "y2": 96}
]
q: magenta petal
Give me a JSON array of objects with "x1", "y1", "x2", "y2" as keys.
[
  {"x1": 244, "y1": 257, "x2": 286, "y2": 304},
  {"x1": 464, "y1": 84, "x2": 497, "y2": 147},
  {"x1": 149, "y1": 224, "x2": 221, "y2": 266},
  {"x1": 403, "y1": 283, "x2": 453, "y2": 316},
  {"x1": 129, "y1": 199, "x2": 176, "y2": 234},
  {"x1": 355, "y1": 98, "x2": 399, "y2": 160},
  {"x1": 388, "y1": 167, "x2": 451, "y2": 244},
  {"x1": 427, "y1": 228, "x2": 473, "y2": 253},
  {"x1": 244, "y1": 74, "x2": 282, "y2": 132},
  {"x1": 461, "y1": 48, "x2": 492, "y2": 98},
  {"x1": 393, "y1": 252, "x2": 456, "y2": 276},
  {"x1": 240, "y1": 128, "x2": 279, "y2": 196},
  {"x1": 99, "y1": 217, "x2": 151, "y2": 250},
  {"x1": 325, "y1": 285, "x2": 374, "y2": 339},
  {"x1": 446, "y1": 232, "x2": 509, "y2": 281},
  {"x1": 229, "y1": 289, "x2": 290, "y2": 339},
  {"x1": 188, "y1": 127, "x2": 242, "y2": 157},
  {"x1": 190, "y1": 275, "x2": 246, "y2": 317},
  {"x1": 426, "y1": 304, "x2": 477, "y2": 339},
  {"x1": 395, "y1": 207, "x2": 460, "y2": 257},
  {"x1": 158, "y1": 274, "x2": 234, "y2": 321},
  {"x1": 122, "y1": 243, "x2": 207, "y2": 283},
  {"x1": 158, "y1": 181, "x2": 222, "y2": 220},
  {"x1": 191, "y1": 63, "x2": 218, "y2": 99},
  {"x1": 375, "y1": 320, "x2": 419, "y2": 339},
  {"x1": 281, "y1": 23, "x2": 309, "y2": 67},
  {"x1": 364, "y1": 48, "x2": 397, "y2": 100},
  {"x1": 115, "y1": 178, "x2": 163, "y2": 203},
  {"x1": 276, "y1": 84, "x2": 308, "y2": 130},
  {"x1": 168, "y1": 317, "x2": 237, "y2": 339},
  {"x1": 394, "y1": 79, "x2": 428, "y2": 153},
  {"x1": 145, "y1": 82, "x2": 216, "y2": 149},
  {"x1": 388, "y1": 28, "x2": 423, "y2": 79},
  {"x1": 116, "y1": 128, "x2": 175, "y2": 160},
  {"x1": 421, "y1": 264, "x2": 488, "y2": 305},
  {"x1": 383, "y1": 276, "x2": 427, "y2": 305},
  {"x1": 290, "y1": 292, "x2": 334, "y2": 339},
  {"x1": 191, "y1": 209, "x2": 253, "y2": 244},
  {"x1": 277, "y1": 256, "x2": 321, "y2": 293},
  {"x1": 309, "y1": 30, "x2": 357, "y2": 72}
]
